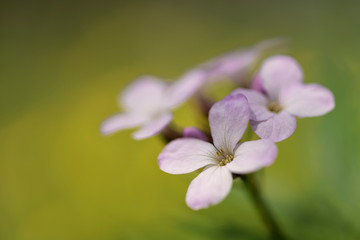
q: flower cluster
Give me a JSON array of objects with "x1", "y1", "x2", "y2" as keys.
[{"x1": 101, "y1": 40, "x2": 335, "y2": 210}]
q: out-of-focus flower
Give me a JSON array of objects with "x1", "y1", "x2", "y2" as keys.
[
  {"x1": 201, "y1": 49, "x2": 257, "y2": 83},
  {"x1": 192, "y1": 38, "x2": 288, "y2": 85},
  {"x1": 100, "y1": 39, "x2": 288, "y2": 140},
  {"x1": 232, "y1": 55, "x2": 335, "y2": 142},
  {"x1": 101, "y1": 70, "x2": 205, "y2": 139},
  {"x1": 158, "y1": 94, "x2": 277, "y2": 210}
]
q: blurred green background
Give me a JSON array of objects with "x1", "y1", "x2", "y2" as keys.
[{"x1": 1, "y1": 0, "x2": 360, "y2": 239}]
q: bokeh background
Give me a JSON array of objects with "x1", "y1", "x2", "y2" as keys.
[{"x1": 1, "y1": 1, "x2": 360, "y2": 239}]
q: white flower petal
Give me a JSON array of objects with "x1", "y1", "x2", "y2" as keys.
[
  {"x1": 249, "y1": 104, "x2": 275, "y2": 121},
  {"x1": 100, "y1": 113, "x2": 144, "y2": 135},
  {"x1": 250, "y1": 111, "x2": 297, "y2": 142},
  {"x1": 121, "y1": 76, "x2": 168, "y2": 115},
  {"x1": 226, "y1": 140, "x2": 278, "y2": 174},
  {"x1": 158, "y1": 139, "x2": 218, "y2": 174},
  {"x1": 260, "y1": 55, "x2": 303, "y2": 100},
  {"x1": 132, "y1": 112, "x2": 172, "y2": 140},
  {"x1": 209, "y1": 94, "x2": 249, "y2": 153},
  {"x1": 166, "y1": 69, "x2": 207, "y2": 109},
  {"x1": 186, "y1": 166, "x2": 233, "y2": 210},
  {"x1": 280, "y1": 83, "x2": 335, "y2": 118}
]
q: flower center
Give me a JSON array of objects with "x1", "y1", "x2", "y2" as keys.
[
  {"x1": 216, "y1": 149, "x2": 234, "y2": 166},
  {"x1": 267, "y1": 101, "x2": 282, "y2": 113}
]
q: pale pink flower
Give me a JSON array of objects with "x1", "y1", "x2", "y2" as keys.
[
  {"x1": 158, "y1": 94, "x2": 277, "y2": 210},
  {"x1": 192, "y1": 38, "x2": 288, "y2": 84},
  {"x1": 101, "y1": 70, "x2": 205, "y2": 139},
  {"x1": 232, "y1": 55, "x2": 335, "y2": 142}
]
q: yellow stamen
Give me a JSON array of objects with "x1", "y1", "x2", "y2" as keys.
[
  {"x1": 218, "y1": 153, "x2": 234, "y2": 166},
  {"x1": 268, "y1": 101, "x2": 282, "y2": 113}
]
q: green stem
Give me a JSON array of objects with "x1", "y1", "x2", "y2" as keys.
[
  {"x1": 160, "y1": 124, "x2": 182, "y2": 143},
  {"x1": 241, "y1": 174, "x2": 288, "y2": 240}
]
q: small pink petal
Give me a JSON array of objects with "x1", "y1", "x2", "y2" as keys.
[
  {"x1": 186, "y1": 166, "x2": 233, "y2": 210},
  {"x1": 204, "y1": 49, "x2": 258, "y2": 83},
  {"x1": 100, "y1": 113, "x2": 144, "y2": 135},
  {"x1": 260, "y1": 55, "x2": 303, "y2": 100},
  {"x1": 227, "y1": 140, "x2": 278, "y2": 174},
  {"x1": 249, "y1": 105, "x2": 275, "y2": 122},
  {"x1": 158, "y1": 139, "x2": 218, "y2": 174},
  {"x1": 230, "y1": 89, "x2": 273, "y2": 121},
  {"x1": 250, "y1": 74, "x2": 265, "y2": 93},
  {"x1": 132, "y1": 112, "x2": 172, "y2": 140},
  {"x1": 183, "y1": 127, "x2": 209, "y2": 141},
  {"x1": 250, "y1": 111, "x2": 296, "y2": 142},
  {"x1": 209, "y1": 94, "x2": 249, "y2": 153},
  {"x1": 200, "y1": 38, "x2": 288, "y2": 84},
  {"x1": 280, "y1": 83, "x2": 335, "y2": 118}
]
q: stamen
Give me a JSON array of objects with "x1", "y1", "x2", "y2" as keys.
[
  {"x1": 217, "y1": 154, "x2": 234, "y2": 166},
  {"x1": 268, "y1": 101, "x2": 282, "y2": 113}
]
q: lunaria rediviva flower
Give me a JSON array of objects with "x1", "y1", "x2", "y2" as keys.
[
  {"x1": 231, "y1": 55, "x2": 335, "y2": 142},
  {"x1": 158, "y1": 94, "x2": 278, "y2": 210},
  {"x1": 101, "y1": 70, "x2": 206, "y2": 139},
  {"x1": 195, "y1": 38, "x2": 288, "y2": 84}
]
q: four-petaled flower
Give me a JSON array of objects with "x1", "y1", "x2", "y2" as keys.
[
  {"x1": 231, "y1": 55, "x2": 335, "y2": 142},
  {"x1": 158, "y1": 94, "x2": 277, "y2": 210},
  {"x1": 100, "y1": 70, "x2": 206, "y2": 140}
]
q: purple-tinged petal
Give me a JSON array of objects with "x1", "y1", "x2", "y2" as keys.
[
  {"x1": 226, "y1": 140, "x2": 278, "y2": 174},
  {"x1": 231, "y1": 88, "x2": 268, "y2": 105},
  {"x1": 184, "y1": 38, "x2": 288, "y2": 86},
  {"x1": 100, "y1": 113, "x2": 144, "y2": 136},
  {"x1": 250, "y1": 111, "x2": 296, "y2": 142},
  {"x1": 186, "y1": 166, "x2": 233, "y2": 210},
  {"x1": 249, "y1": 105, "x2": 275, "y2": 122},
  {"x1": 260, "y1": 55, "x2": 303, "y2": 100},
  {"x1": 132, "y1": 112, "x2": 172, "y2": 140},
  {"x1": 166, "y1": 69, "x2": 207, "y2": 109},
  {"x1": 209, "y1": 94, "x2": 249, "y2": 153},
  {"x1": 204, "y1": 49, "x2": 258, "y2": 83},
  {"x1": 230, "y1": 89, "x2": 273, "y2": 121},
  {"x1": 158, "y1": 139, "x2": 218, "y2": 174},
  {"x1": 183, "y1": 127, "x2": 209, "y2": 142},
  {"x1": 121, "y1": 76, "x2": 168, "y2": 114},
  {"x1": 202, "y1": 38, "x2": 288, "y2": 84},
  {"x1": 280, "y1": 83, "x2": 335, "y2": 118},
  {"x1": 250, "y1": 74, "x2": 266, "y2": 93}
]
